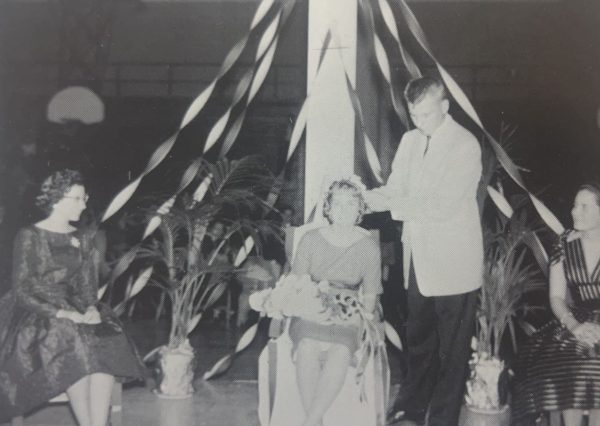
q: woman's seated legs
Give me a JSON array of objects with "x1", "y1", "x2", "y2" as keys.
[
  {"x1": 296, "y1": 338, "x2": 352, "y2": 426},
  {"x1": 66, "y1": 372, "x2": 115, "y2": 426},
  {"x1": 565, "y1": 409, "x2": 600, "y2": 426},
  {"x1": 296, "y1": 339, "x2": 322, "y2": 412},
  {"x1": 67, "y1": 376, "x2": 92, "y2": 426},
  {"x1": 90, "y1": 373, "x2": 115, "y2": 426},
  {"x1": 563, "y1": 409, "x2": 584, "y2": 426},
  {"x1": 588, "y1": 409, "x2": 600, "y2": 426}
]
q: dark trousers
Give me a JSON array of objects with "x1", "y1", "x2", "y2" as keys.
[{"x1": 400, "y1": 262, "x2": 478, "y2": 426}]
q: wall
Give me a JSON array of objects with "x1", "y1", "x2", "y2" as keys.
[{"x1": 1, "y1": 0, "x2": 599, "y2": 216}]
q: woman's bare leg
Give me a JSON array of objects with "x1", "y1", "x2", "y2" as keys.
[
  {"x1": 296, "y1": 339, "x2": 322, "y2": 413},
  {"x1": 66, "y1": 375, "x2": 92, "y2": 426},
  {"x1": 588, "y1": 409, "x2": 600, "y2": 426},
  {"x1": 89, "y1": 372, "x2": 115, "y2": 426},
  {"x1": 563, "y1": 409, "x2": 584, "y2": 426},
  {"x1": 303, "y1": 344, "x2": 351, "y2": 426}
]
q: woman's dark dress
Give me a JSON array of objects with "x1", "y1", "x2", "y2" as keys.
[
  {"x1": 288, "y1": 229, "x2": 383, "y2": 354},
  {"x1": 0, "y1": 226, "x2": 144, "y2": 421},
  {"x1": 513, "y1": 232, "x2": 600, "y2": 419}
]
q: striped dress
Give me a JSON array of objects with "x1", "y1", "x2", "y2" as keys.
[{"x1": 513, "y1": 231, "x2": 600, "y2": 420}]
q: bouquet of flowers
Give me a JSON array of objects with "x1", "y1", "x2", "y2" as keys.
[
  {"x1": 251, "y1": 273, "x2": 389, "y2": 405},
  {"x1": 249, "y1": 273, "x2": 362, "y2": 324}
]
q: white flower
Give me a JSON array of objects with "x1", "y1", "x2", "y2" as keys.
[
  {"x1": 249, "y1": 289, "x2": 271, "y2": 312},
  {"x1": 70, "y1": 237, "x2": 81, "y2": 248},
  {"x1": 317, "y1": 280, "x2": 330, "y2": 292},
  {"x1": 249, "y1": 274, "x2": 330, "y2": 321}
]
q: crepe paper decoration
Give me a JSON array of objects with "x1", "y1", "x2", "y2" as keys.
[
  {"x1": 192, "y1": 173, "x2": 214, "y2": 204},
  {"x1": 486, "y1": 186, "x2": 514, "y2": 219},
  {"x1": 377, "y1": 0, "x2": 421, "y2": 79},
  {"x1": 384, "y1": 321, "x2": 403, "y2": 351},
  {"x1": 394, "y1": 0, "x2": 564, "y2": 235},
  {"x1": 101, "y1": 0, "x2": 278, "y2": 222},
  {"x1": 234, "y1": 236, "x2": 255, "y2": 267},
  {"x1": 128, "y1": 266, "x2": 154, "y2": 299},
  {"x1": 286, "y1": 30, "x2": 332, "y2": 162},
  {"x1": 97, "y1": 284, "x2": 108, "y2": 300},
  {"x1": 203, "y1": 322, "x2": 258, "y2": 380},
  {"x1": 186, "y1": 313, "x2": 203, "y2": 335}
]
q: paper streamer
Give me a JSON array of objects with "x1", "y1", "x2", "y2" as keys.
[
  {"x1": 192, "y1": 173, "x2": 213, "y2": 204},
  {"x1": 357, "y1": 0, "x2": 412, "y2": 128},
  {"x1": 286, "y1": 30, "x2": 332, "y2": 162},
  {"x1": 234, "y1": 236, "x2": 255, "y2": 267},
  {"x1": 97, "y1": 284, "x2": 108, "y2": 300},
  {"x1": 384, "y1": 320, "x2": 403, "y2": 351},
  {"x1": 487, "y1": 185, "x2": 514, "y2": 219},
  {"x1": 101, "y1": 0, "x2": 279, "y2": 222},
  {"x1": 104, "y1": 0, "x2": 293, "y2": 287},
  {"x1": 128, "y1": 266, "x2": 154, "y2": 299},
  {"x1": 186, "y1": 313, "x2": 204, "y2": 335},
  {"x1": 219, "y1": 1, "x2": 299, "y2": 158},
  {"x1": 377, "y1": 0, "x2": 421, "y2": 79},
  {"x1": 332, "y1": 37, "x2": 384, "y2": 184},
  {"x1": 204, "y1": 322, "x2": 259, "y2": 380},
  {"x1": 486, "y1": 185, "x2": 549, "y2": 275},
  {"x1": 394, "y1": 0, "x2": 564, "y2": 235}
]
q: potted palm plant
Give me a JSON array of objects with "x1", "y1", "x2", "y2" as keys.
[
  {"x1": 461, "y1": 210, "x2": 547, "y2": 425},
  {"x1": 116, "y1": 156, "x2": 279, "y2": 398}
]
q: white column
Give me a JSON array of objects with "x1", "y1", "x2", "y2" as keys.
[{"x1": 304, "y1": 0, "x2": 357, "y2": 219}]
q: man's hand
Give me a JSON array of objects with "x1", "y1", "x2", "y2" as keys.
[{"x1": 364, "y1": 191, "x2": 390, "y2": 212}]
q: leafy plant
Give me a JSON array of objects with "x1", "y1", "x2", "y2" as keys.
[
  {"x1": 466, "y1": 209, "x2": 547, "y2": 409},
  {"x1": 111, "y1": 156, "x2": 281, "y2": 348},
  {"x1": 476, "y1": 211, "x2": 547, "y2": 359}
]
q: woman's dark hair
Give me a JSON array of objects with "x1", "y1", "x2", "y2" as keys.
[
  {"x1": 35, "y1": 169, "x2": 84, "y2": 214},
  {"x1": 578, "y1": 182, "x2": 600, "y2": 207}
]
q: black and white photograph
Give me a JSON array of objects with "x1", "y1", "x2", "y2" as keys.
[{"x1": 0, "y1": 0, "x2": 599, "y2": 425}]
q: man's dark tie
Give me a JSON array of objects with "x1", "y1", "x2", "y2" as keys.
[{"x1": 423, "y1": 135, "x2": 431, "y2": 157}]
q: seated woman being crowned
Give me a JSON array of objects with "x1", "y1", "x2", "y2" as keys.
[{"x1": 252, "y1": 178, "x2": 389, "y2": 426}]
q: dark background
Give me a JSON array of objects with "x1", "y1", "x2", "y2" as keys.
[{"x1": 0, "y1": 0, "x2": 599, "y2": 287}]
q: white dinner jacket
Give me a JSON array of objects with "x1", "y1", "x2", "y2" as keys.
[{"x1": 375, "y1": 114, "x2": 483, "y2": 296}]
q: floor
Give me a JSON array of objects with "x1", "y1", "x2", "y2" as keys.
[
  {"x1": 12, "y1": 381, "x2": 260, "y2": 426},
  {"x1": 3, "y1": 318, "x2": 404, "y2": 426}
]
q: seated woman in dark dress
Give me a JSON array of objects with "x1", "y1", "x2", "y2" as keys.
[
  {"x1": 513, "y1": 183, "x2": 600, "y2": 426},
  {"x1": 0, "y1": 169, "x2": 144, "y2": 426}
]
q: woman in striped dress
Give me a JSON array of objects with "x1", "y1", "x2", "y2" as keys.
[{"x1": 514, "y1": 183, "x2": 600, "y2": 425}]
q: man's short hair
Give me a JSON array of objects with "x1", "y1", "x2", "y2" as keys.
[{"x1": 404, "y1": 76, "x2": 447, "y2": 105}]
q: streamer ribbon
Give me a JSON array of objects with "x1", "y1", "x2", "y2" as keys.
[{"x1": 394, "y1": 0, "x2": 564, "y2": 235}]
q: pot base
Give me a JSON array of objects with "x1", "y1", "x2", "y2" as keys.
[
  {"x1": 153, "y1": 388, "x2": 194, "y2": 400},
  {"x1": 459, "y1": 404, "x2": 510, "y2": 426}
]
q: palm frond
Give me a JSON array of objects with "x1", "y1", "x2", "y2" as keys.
[
  {"x1": 477, "y1": 212, "x2": 547, "y2": 359},
  {"x1": 108, "y1": 156, "x2": 280, "y2": 345}
]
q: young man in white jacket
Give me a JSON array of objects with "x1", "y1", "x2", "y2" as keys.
[{"x1": 366, "y1": 76, "x2": 483, "y2": 426}]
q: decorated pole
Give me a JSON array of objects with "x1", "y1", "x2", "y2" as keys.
[{"x1": 304, "y1": 0, "x2": 358, "y2": 219}]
